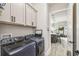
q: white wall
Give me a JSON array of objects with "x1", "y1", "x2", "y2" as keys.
[
  {"x1": 0, "y1": 24, "x2": 35, "y2": 38},
  {"x1": 77, "y1": 4, "x2": 79, "y2": 50},
  {"x1": 33, "y1": 3, "x2": 51, "y2": 55},
  {"x1": 66, "y1": 4, "x2": 73, "y2": 56}
]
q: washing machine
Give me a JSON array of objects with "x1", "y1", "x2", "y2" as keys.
[
  {"x1": 25, "y1": 30, "x2": 44, "y2": 56},
  {"x1": 1, "y1": 36, "x2": 36, "y2": 56}
]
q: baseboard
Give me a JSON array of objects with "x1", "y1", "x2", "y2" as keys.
[{"x1": 45, "y1": 46, "x2": 51, "y2": 56}]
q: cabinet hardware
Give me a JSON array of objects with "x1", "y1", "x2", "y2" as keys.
[
  {"x1": 11, "y1": 16, "x2": 14, "y2": 22},
  {"x1": 14, "y1": 17, "x2": 16, "y2": 22},
  {"x1": 32, "y1": 22, "x2": 34, "y2": 26}
]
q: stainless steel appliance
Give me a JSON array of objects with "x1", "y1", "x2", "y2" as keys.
[
  {"x1": 30, "y1": 37, "x2": 44, "y2": 56},
  {"x1": 1, "y1": 29, "x2": 44, "y2": 56},
  {"x1": 25, "y1": 30, "x2": 44, "y2": 56},
  {"x1": 1, "y1": 36, "x2": 36, "y2": 56}
]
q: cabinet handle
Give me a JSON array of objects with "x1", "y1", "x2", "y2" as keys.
[
  {"x1": 34, "y1": 45, "x2": 35, "y2": 48},
  {"x1": 14, "y1": 17, "x2": 16, "y2": 22},
  {"x1": 32, "y1": 22, "x2": 34, "y2": 26},
  {"x1": 11, "y1": 16, "x2": 14, "y2": 22}
]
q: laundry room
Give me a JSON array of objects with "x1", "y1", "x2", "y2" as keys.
[
  {"x1": 0, "y1": 3, "x2": 50, "y2": 56},
  {"x1": 0, "y1": 3, "x2": 79, "y2": 56}
]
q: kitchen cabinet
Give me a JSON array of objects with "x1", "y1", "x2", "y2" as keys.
[
  {"x1": 0, "y1": 3, "x2": 11, "y2": 22},
  {"x1": 11, "y1": 3, "x2": 25, "y2": 24},
  {"x1": 25, "y1": 4, "x2": 37, "y2": 27}
]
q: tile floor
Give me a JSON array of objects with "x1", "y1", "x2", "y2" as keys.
[{"x1": 49, "y1": 43, "x2": 67, "y2": 56}]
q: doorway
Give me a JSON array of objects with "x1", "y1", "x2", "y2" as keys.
[{"x1": 48, "y1": 3, "x2": 74, "y2": 56}]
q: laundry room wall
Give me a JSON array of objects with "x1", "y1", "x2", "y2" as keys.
[
  {"x1": 0, "y1": 24, "x2": 35, "y2": 38},
  {"x1": 76, "y1": 3, "x2": 79, "y2": 50},
  {"x1": 32, "y1": 3, "x2": 51, "y2": 56}
]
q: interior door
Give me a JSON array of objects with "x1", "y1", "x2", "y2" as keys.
[
  {"x1": 11, "y1": 3, "x2": 25, "y2": 24},
  {"x1": 0, "y1": 3, "x2": 11, "y2": 22}
]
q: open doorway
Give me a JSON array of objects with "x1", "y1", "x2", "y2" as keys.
[{"x1": 48, "y1": 3, "x2": 74, "y2": 56}]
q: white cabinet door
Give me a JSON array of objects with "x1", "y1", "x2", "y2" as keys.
[
  {"x1": 31, "y1": 7, "x2": 37, "y2": 27},
  {"x1": 11, "y1": 3, "x2": 25, "y2": 24},
  {"x1": 0, "y1": 3, "x2": 11, "y2": 22},
  {"x1": 25, "y1": 4, "x2": 37, "y2": 26},
  {"x1": 25, "y1": 4, "x2": 32, "y2": 26}
]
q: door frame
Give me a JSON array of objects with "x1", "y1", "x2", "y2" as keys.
[{"x1": 73, "y1": 3, "x2": 77, "y2": 56}]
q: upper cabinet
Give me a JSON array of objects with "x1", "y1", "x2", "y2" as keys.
[
  {"x1": 25, "y1": 4, "x2": 37, "y2": 27},
  {"x1": 31, "y1": 6, "x2": 37, "y2": 27},
  {"x1": 11, "y1": 3, "x2": 25, "y2": 24},
  {"x1": 0, "y1": 3, "x2": 37, "y2": 27},
  {"x1": 25, "y1": 4, "x2": 32, "y2": 26},
  {"x1": 0, "y1": 3, "x2": 11, "y2": 22}
]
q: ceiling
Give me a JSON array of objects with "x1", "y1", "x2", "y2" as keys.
[{"x1": 48, "y1": 3, "x2": 68, "y2": 12}]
